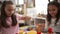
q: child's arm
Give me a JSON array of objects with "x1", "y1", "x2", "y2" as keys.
[
  {"x1": 15, "y1": 23, "x2": 19, "y2": 34},
  {"x1": 16, "y1": 13, "x2": 31, "y2": 20}
]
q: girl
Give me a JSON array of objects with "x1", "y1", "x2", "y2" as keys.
[
  {"x1": 46, "y1": 1, "x2": 60, "y2": 34},
  {"x1": 0, "y1": 1, "x2": 30, "y2": 34}
]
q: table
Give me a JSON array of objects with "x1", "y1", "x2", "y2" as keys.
[{"x1": 19, "y1": 30, "x2": 56, "y2": 34}]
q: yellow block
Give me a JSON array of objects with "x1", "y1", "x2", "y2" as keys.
[
  {"x1": 19, "y1": 31, "x2": 23, "y2": 34},
  {"x1": 27, "y1": 31, "x2": 37, "y2": 34}
]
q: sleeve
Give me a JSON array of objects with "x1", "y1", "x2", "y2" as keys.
[
  {"x1": 44, "y1": 20, "x2": 49, "y2": 31},
  {"x1": 15, "y1": 23, "x2": 19, "y2": 34},
  {"x1": 16, "y1": 13, "x2": 31, "y2": 21},
  {"x1": 16, "y1": 13, "x2": 25, "y2": 20},
  {"x1": 15, "y1": 13, "x2": 26, "y2": 34}
]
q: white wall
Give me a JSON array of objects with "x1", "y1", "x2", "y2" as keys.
[
  {"x1": 26, "y1": 0, "x2": 49, "y2": 17},
  {"x1": 35, "y1": 0, "x2": 48, "y2": 15}
]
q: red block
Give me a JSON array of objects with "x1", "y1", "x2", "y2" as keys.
[
  {"x1": 37, "y1": 32, "x2": 41, "y2": 34},
  {"x1": 48, "y1": 28, "x2": 52, "y2": 33}
]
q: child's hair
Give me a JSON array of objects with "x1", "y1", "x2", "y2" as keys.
[
  {"x1": 1, "y1": 1, "x2": 17, "y2": 28},
  {"x1": 47, "y1": 1, "x2": 60, "y2": 25},
  {"x1": 0, "y1": 1, "x2": 2, "y2": 4}
]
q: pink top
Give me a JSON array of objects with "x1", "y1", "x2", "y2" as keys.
[{"x1": 1, "y1": 14, "x2": 22, "y2": 34}]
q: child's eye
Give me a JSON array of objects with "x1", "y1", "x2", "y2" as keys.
[
  {"x1": 7, "y1": 9, "x2": 10, "y2": 12},
  {"x1": 48, "y1": 9, "x2": 55, "y2": 11}
]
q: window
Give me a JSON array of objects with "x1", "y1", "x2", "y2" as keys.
[
  {"x1": 15, "y1": 0, "x2": 49, "y2": 16},
  {"x1": 35, "y1": 0, "x2": 48, "y2": 15},
  {"x1": 15, "y1": 0, "x2": 24, "y2": 5},
  {"x1": 26, "y1": 0, "x2": 48, "y2": 18},
  {"x1": 15, "y1": 0, "x2": 24, "y2": 15}
]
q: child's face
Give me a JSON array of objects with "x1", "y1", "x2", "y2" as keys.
[
  {"x1": 48, "y1": 5, "x2": 58, "y2": 17},
  {"x1": 5, "y1": 4, "x2": 15, "y2": 17}
]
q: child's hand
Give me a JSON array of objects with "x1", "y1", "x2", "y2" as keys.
[
  {"x1": 19, "y1": 16, "x2": 31, "y2": 20},
  {"x1": 24, "y1": 16, "x2": 31, "y2": 20},
  {"x1": 16, "y1": 33, "x2": 18, "y2": 34}
]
